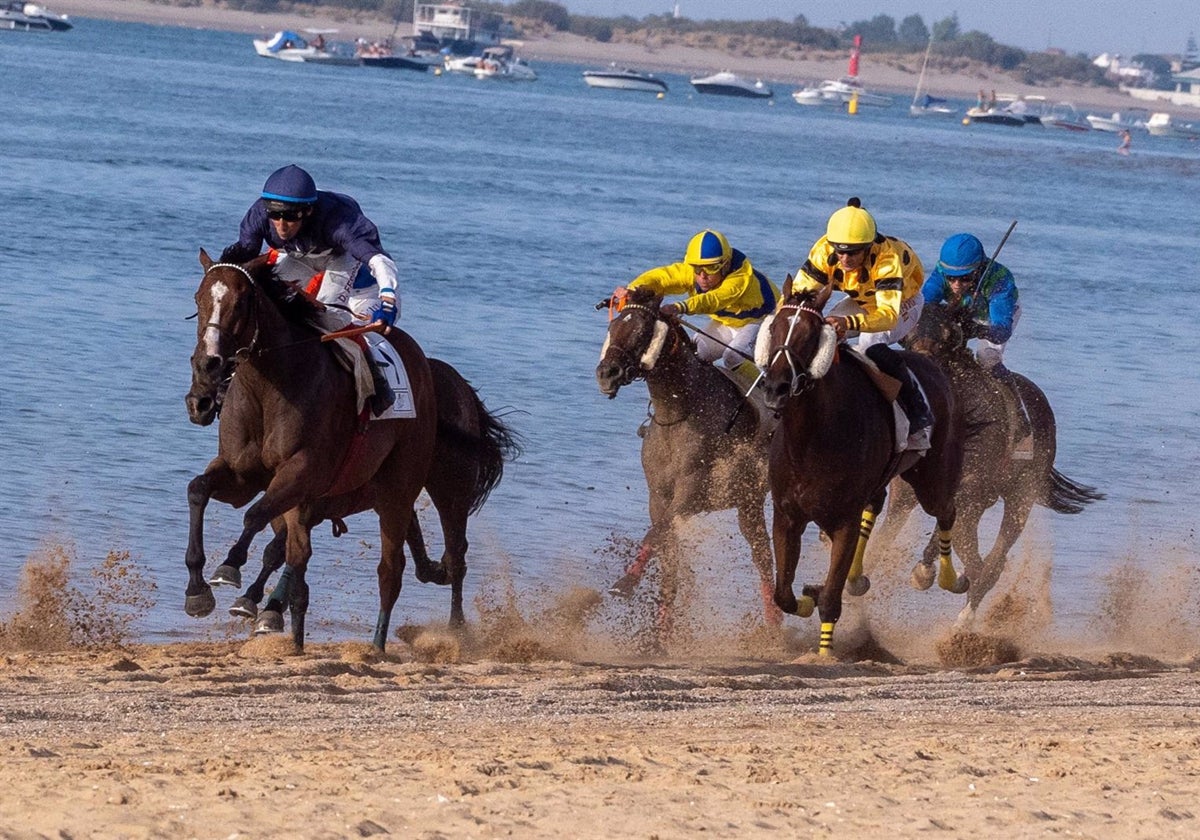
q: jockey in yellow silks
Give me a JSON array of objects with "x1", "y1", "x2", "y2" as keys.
[{"x1": 627, "y1": 229, "x2": 780, "y2": 369}]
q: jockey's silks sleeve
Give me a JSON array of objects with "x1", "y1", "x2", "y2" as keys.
[
  {"x1": 630, "y1": 251, "x2": 779, "y2": 328},
  {"x1": 795, "y1": 235, "x2": 924, "y2": 333},
  {"x1": 921, "y1": 262, "x2": 1019, "y2": 344}
]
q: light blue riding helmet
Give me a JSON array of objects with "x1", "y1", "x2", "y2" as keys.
[{"x1": 937, "y1": 233, "x2": 986, "y2": 277}]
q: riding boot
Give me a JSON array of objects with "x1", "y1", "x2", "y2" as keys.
[
  {"x1": 865, "y1": 345, "x2": 933, "y2": 452},
  {"x1": 366, "y1": 354, "x2": 394, "y2": 416},
  {"x1": 990, "y1": 364, "x2": 1033, "y2": 458}
]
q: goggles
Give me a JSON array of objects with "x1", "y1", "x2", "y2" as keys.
[
  {"x1": 831, "y1": 242, "x2": 869, "y2": 256},
  {"x1": 691, "y1": 261, "x2": 727, "y2": 276},
  {"x1": 267, "y1": 208, "x2": 307, "y2": 222}
]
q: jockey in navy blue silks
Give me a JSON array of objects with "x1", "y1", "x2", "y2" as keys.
[
  {"x1": 231, "y1": 164, "x2": 401, "y2": 330},
  {"x1": 228, "y1": 164, "x2": 402, "y2": 414}
]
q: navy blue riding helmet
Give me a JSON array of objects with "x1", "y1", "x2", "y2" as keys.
[{"x1": 261, "y1": 164, "x2": 318, "y2": 205}]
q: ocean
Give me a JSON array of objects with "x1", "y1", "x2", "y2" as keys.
[{"x1": 2, "y1": 18, "x2": 1197, "y2": 646}]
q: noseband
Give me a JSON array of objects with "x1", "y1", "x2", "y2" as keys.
[{"x1": 764, "y1": 301, "x2": 836, "y2": 397}]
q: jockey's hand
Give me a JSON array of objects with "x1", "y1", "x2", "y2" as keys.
[
  {"x1": 825, "y1": 315, "x2": 848, "y2": 340},
  {"x1": 375, "y1": 294, "x2": 398, "y2": 331},
  {"x1": 659, "y1": 303, "x2": 682, "y2": 319}
]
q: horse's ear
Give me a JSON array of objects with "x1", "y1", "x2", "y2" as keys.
[
  {"x1": 814, "y1": 283, "x2": 833, "y2": 312},
  {"x1": 199, "y1": 248, "x2": 213, "y2": 271},
  {"x1": 782, "y1": 273, "x2": 794, "y2": 301}
]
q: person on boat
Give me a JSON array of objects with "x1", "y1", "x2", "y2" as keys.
[
  {"x1": 791, "y1": 198, "x2": 934, "y2": 451},
  {"x1": 921, "y1": 232, "x2": 1032, "y2": 455},
  {"x1": 226, "y1": 164, "x2": 400, "y2": 414},
  {"x1": 624, "y1": 229, "x2": 779, "y2": 373}
]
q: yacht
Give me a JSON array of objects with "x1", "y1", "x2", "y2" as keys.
[
  {"x1": 473, "y1": 45, "x2": 536, "y2": 81},
  {"x1": 1, "y1": 1, "x2": 71, "y2": 31},
  {"x1": 689, "y1": 71, "x2": 772, "y2": 99},
  {"x1": 1146, "y1": 112, "x2": 1200, "y2": 140},
  {"x1": 1085, "y1": 109, "x2": 1150, "y2": 132},
  {"x1": 583, "y1": 65, "x2": 668, "y2": 94},
  {"x1": 792, "y1": 35, "x2": 892, "y2": 108},
  {"x1": 253, "y1": 30, "x2": 345, "y2": 63}
]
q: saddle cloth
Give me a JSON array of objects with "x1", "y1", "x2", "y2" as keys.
[{"x1": 363, "y1": 331, "x2": 416, "y2": 420}]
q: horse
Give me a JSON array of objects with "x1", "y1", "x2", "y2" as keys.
[
  {"x1": 207, "y1": 357, "x2": 521, "y2": 630},
  {"x1": 184, "y1": 247, "x2": 437, "y2": 652},
  {"x1": 757, "y1": 287, "x2": 967, "y2": 656},
  {"x1": 877, "y1": 303, "x2": 1103, "y2": 626},
  {"x1": 595, "y1": 286, "x2": 778, "y2": 642}
]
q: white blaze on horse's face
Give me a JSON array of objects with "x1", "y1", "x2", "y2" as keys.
[{"x1": 203, "y1": 281, "x2": 231, "y2": 357}]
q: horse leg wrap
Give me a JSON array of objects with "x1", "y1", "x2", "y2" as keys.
[
  {"x1": 850, "y1": 508, "x2": 876, "y2": 581},
  {"x1": 936, "y1": 529, "x2": 959, "y2": 591},
  {"x1": 818, "y1": 622, "x2": 835, "y2": 656}
]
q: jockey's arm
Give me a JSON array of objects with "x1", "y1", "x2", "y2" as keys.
[
  {"x1": 628, "y1": 263, "x2": 696, "y2": 298},
  {"x1": 852, "y1": 281, "x2": 902, "y2": 334}
]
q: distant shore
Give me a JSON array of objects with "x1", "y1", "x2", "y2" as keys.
[{"x1": 51, "y1": 0, "x2": 1198, "y2": 115}]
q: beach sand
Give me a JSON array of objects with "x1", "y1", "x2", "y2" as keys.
[{"x1": 50, "y1": 0, "x2": 1198, "y2": 115}]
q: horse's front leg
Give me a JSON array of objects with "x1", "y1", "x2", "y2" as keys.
[
  {"x1": 771, "y1": 502, "x2": 813, "y2": 618},
  {"x1": 609, "y1": 520, "x2": 665, "y2": 599},
  {"x1": 961, "y1": 492, "x2": 1033, "y2": 626},
  {"x1": 229, "y1": 521, "x2": 288, "y2": 620},
  {"x1": 184, "y1": 460, "x2": 258, "y2": 618},
  {"x1": 736, "y1": 501, "x2": 782, "y2": 626},
  {"x1": 846, "y1": 488, "x2": 887, "y2": 597},
  {"x1": 814, "y1": 522, "x2": 860, "y2": 657}
]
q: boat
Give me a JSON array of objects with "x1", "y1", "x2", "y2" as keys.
[
  {"x1": 473, "y1": 45, "x2": 536, "y2": 81},
  {"x1": 253, "y1": 29, "x2": 348, "y2": 63},
  {"x1": 793, "y1": 35, "x2": 893, "y2": 108},
  {"x1": 1042, "y1": 102, "x2": 1091, "y2": 132},
  {"x1": 909, "y1": 36, "x2": 957, "y2": 117},
  {"x1": 444, "y1": 54, "x2": 483, "y2": 74},
  {"x1": 1, "y1": 1, "x2": 71, "y2": 31},
  {"x1": 963, "y1": 107, "x2": 1027, "y2": 126},
  {"x1": 413, "y1": 2, "x2": 499, "y2": 56},
  {"x1": 690, "y1": 71, "x2": 772, "y2": 99},
  {"x1": 1146, "y1": 112, "x2": 1200, "y2": 140},
  {"x1": 1085, "y1": 109, "x2": 1150, "y2": 132},
  {"x1": 963, "y1": 95, "x2": 1044, "y2": 127},
  {"x1": 583, "y1": 64, "x2": 668, "y2": 94},
  {"x1": 357, "y1": 36, "x2": 441, "y2": 72}
]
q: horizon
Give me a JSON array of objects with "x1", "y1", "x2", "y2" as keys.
[{"x1": 555, "y1": 1, "x2": 1198, "y2": 57}]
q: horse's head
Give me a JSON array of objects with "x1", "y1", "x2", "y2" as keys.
[
  {"x1": 185, "y1": 248, "x2": 271, "y2": 426},
  {"x1": 755, "y1": 287, "x2": 838, "y2": 412},
  {"x1": 904, "y1": 303, "x2": 967, "y2": 360},
  {"x1": 595, "y1": 286, "x2": 675, "y2": 398}
]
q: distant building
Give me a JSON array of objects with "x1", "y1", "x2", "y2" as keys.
[
  {"x1": 1093, "y1": 53, "x2": 1156, "y2": 87},
  {"x1": 1172, "y1": 66, "x2": 1200, "y2": 96},
  {"x1": 1184, "y1": 32, "x2": 1199, "y2": 70}
]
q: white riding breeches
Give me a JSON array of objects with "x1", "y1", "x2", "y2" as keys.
[
  {"x1": 695, "y1": 320, "x2": 762, "y2": 368},
  {"x1": 273, "y1": 252, "x2": 379, "y2": 320},
  {"x1": 828, "y1": 293, "x2": 924, "y2": 350}
]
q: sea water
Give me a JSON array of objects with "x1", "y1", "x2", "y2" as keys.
[{"x1": 1, "y1": 19, "x2": 1197, "y2": 644}]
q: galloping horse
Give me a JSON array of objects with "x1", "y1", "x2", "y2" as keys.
[
  {"x1": 595, "y1": 286, "x2": 778, "y2": 640},
  {"x1": 758, "y1": 287, "x2": 966, "y2": 656},
  {"x1": 184, "y1": 248, "x2": 437, "y2": 651},
  {"x1": 209, "y1": 358, "x2": 521, "y2": 629},
  {"x1": 880, "y1": 303, "x2": 1103, "y2": 625}
]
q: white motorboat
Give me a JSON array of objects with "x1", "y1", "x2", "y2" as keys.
[
  {"x1": 909, "y1": 36, "x2": 957, "y2": 117},
  {"x1": 583, "y1": 64, "x2": 668, "y2": 94},
  {"x1": 1146, "y1": 112, "x2": 1200, "y2": 140},
  {"x1": 253, "y1": 29, "x2": 347, "y2": 63},
  {"x1": 1, "y1": 1, "x2": 71, "y2": 31},
  {"x1": 1085, "y1": 109, "x2": 1150, "y2": 132},
  {"x1": 444, "y1": 54, "x2": 482, "y2": 74},
  {"x1": 793, "y1": 35, "x2": 892, "y2": 108},
  {"x1": 1042, "y1": 102, "x2": 1091, "y2": 132},
  {"x1": 473, "y1": 45, "x2": 536, "y2": 81},
  {"x1": 689, "y1": 71, "x2": 772, "y2": 99}
]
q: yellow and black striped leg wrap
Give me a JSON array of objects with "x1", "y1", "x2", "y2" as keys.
[
  {"x1": 936, "y1": 528, "x2": 958, "y2": 590},
  {"x1": 819, "y1": 622, "x2": 835, "y2": 656}
]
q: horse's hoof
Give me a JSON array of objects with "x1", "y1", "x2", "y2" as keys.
[
  {"x1": 949, "y1": 575, "x2": 971, "y2": 595},
  {"x1": 209, "y1": 564, "x2": 242, "y2": 588},
  {"x1": 911, "y1": 563, "x2": 935, "y2": 591},
  {"x1": 229, "y1": 597, "x2": 258, "y2": 620},
  {"x1": 796, "y1": 595, "x2": 815, "y2": 618},
  {"x1": 254, "y1": 610, "x2": 285, "y2": 635},
  {"x1": 184, "y1": 589, "x2": 216, "y2": 618},
  {"x1": 846, "y1": 575, "x2": 871, "y2": 597},
  {"x1": 608, "y1": 573, "x2": 639, "y2": 599}
]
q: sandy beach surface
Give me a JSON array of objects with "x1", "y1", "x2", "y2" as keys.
[{"x1": 49, "y1": 0, "x2": 1199, "y2": 115}]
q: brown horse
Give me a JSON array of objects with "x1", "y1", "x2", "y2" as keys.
[
  {"x1": 184, "y1": 248, "x2": 437, "y2": 651},
  {"x1": 878, "y1": 303, "x2": 1103, "y2": 625},
  {"x1": 595, "y1": 286, "x2": 778, "y2": 641},
  {"x1": 209, "y1": 357, "x2": 521, "y2": 629},
  {"x1": 757, "y1": 288, "x2": 967, "y2": 655}
]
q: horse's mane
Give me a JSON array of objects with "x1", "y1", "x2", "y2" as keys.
[{"x1": 216, "y1": 245, "x2": 325, "y2": 325}]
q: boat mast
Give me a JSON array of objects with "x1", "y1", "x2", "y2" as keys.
[{"x1": 912, "y1": 35, "x2": 934, "y2": 108}]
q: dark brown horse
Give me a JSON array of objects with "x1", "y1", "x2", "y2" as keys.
[
  {"x1": 209, "y1": 357, "x2": 521, "y2": 629},
  {"x1": 877, "y1": 303, "x2": 1103, "y2": 625},
  {"x1": 595, "y1": 286, "x2": 778, "y2": 641},
  {"x1": 758, "y1": 288, "x2": 967, "y2": 656},
  {"x1": 184, "y1": 248, "x2": 437, "y2": 651}
]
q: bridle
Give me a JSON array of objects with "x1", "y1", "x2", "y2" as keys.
[
  {"x1": 201, "y1": 262, "x2": 262, "y2": 364},
  {"x1": 601, "y1": 300, "x2": 673, "y2": 384},
  {"x1": 762, "y1": 300, "x2": 836, "y2": 398}
]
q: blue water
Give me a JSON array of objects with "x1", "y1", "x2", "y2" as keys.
[{"x1": 2, "y1": 19, "x2": 1198, "y2": 644}]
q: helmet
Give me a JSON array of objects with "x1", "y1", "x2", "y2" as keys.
[
  {"x1": 261, "y1": 164, "x2": 318, "y2": 205},
  {"x1": 684, "y1": 229, "x2": 731, "y2": 267},
  {"x1": 937, "y1": 233, "x2": 986, "y2": 277},
  {"x1": 825, "y1": 200, "x2": 876, "y2": 250}
]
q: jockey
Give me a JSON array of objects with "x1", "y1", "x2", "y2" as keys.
[
  {"x1": 626, "y1": 229, "x2": 779, "y2": 372},
  {"x1": 227, "y1": 164, "x2": 400, "y2": 414},
  {"x1": 922, "y1": 232, "x2": 1031, "y2": 454},
  {"x1": 792, "y1": 198, "x2": 934, "y2": 451}
]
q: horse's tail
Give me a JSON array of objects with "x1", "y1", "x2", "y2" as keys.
[{"x1": 1041, "y1": 467, "x2": 1104, "y2": 514}]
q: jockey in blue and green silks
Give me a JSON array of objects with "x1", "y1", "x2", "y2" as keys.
[
  {"x1": 921, "y1": 232, "x2": 1020, "y2": 374},
  {"x1": 625, "y1": 229, "x2": 779, "y2": 370}
]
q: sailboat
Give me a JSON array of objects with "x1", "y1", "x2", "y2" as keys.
[
  {"x1": 792, "y1": 34, "x2": 893, "y2": 108},
  {"x1": 909, "y1": 36, "x2": 957, "y2": 117}
]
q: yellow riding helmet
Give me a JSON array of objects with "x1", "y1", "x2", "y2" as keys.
[
  {"x1": 825, "y1": 204, "x2": 877, "y2": 249},
  {"x1": 684, "y1": 229, "x2": 731, "y2": 268}
]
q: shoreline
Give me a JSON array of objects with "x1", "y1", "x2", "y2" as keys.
[{"x1": 49, "y1": 0, "x2": 1198, "y2": 115}]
